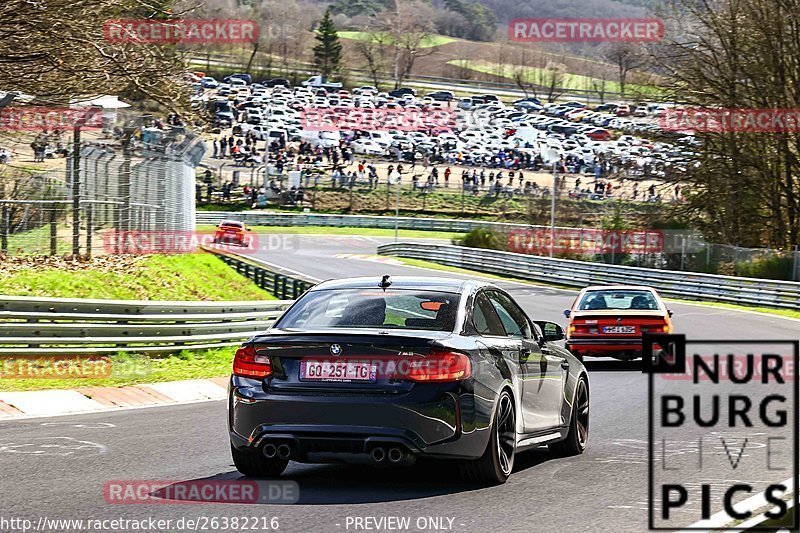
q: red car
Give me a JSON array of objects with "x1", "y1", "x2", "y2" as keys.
[
  {"x1": 564, "y1": 285, "x2": 673, "y2": 360},
  {"x1": 585, "y1": 128, "x2": 612, "y2": 141},
  {"x1": 213, "y1": 220, "x2": 252, "y2": 247}
]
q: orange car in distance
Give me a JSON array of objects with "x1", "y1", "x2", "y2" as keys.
[
  {"x1": 564, "y1": 285, "x2": 673, "y2": 361},
  {"x1": 213, "y1": 220, "x2": 252, "y2": 247}
]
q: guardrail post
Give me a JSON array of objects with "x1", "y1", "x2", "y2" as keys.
[
  {"x1": 1, "y1": 204, "x2": 8, "y2": 253},
  {"x1": 273, "y1": 274, "x2": 280, "y2": 296},
  {"x1": 281, "y1": 277, "x2": 288, "y2": 299},
  {"x1": 50, "y1": 204, "x2": 58, "y2": 256},
  {"x1": 292, "y1": 279, "x2": 300, "y2": 298},
  {"x1": 85, "y1": 203, "x2": 93, "y2": 258}
]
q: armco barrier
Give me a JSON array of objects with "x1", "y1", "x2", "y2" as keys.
[
  {"x1": 202, "y1": 244, "x2": 316, "y2": 299},
  {"x1": 196, "y1": 210, "x2": 574, "y2": 234},
  {"x1": 0, "y1": 297, "x2": 291, "y2": 355},
  {"x1": 376, "y1": 242, "x2": 800, "y2": 310}
]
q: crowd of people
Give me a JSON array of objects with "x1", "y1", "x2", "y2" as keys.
[{"x1": 199, "y1": 125, "x2": 680, "y2": 207}]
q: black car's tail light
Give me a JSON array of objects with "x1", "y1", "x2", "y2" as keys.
[
  {"x1": 406, "y1": 349, "x2": 471, "y2": 382},
  {"x1": 233, "y1": 344, "x2": 272, "y2": 379}
]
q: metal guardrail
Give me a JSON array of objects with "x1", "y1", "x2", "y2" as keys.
[
  {"x1": 0, "y1": 297, "x2": 291, "y2": 355},
  {"x1": 196, "y1": 210, "x2": 573, "y2": 234},
  {"x1": 376, "y1": 242, "x2": 800, "y2": 310},
  {"x1": 0, "y1": 249, "x2": 318, "y2": 355},
  {"x1": 201, "y1": 245, "x2": 316, "y2": 299}
]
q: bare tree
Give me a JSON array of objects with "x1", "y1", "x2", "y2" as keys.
[
  {"x1": 512, "y1": 48, "x2": 540, "y2": 100},
  {"x1": 0, "y1": 0, "x2": 191, "y2": 111},
  {"x1": 589, "y1": 66, "x2": 609, "y2": 103},
  {"x1": 654, "y1": 0, "x2": 800, "y2": 248},
  {"x1": 603, "y1": 42, "x2": 646, "y2": 96},
  {"x1": 382, "y1": 0, "x2": 437, "y2": 88},
  {"x1": 354, "y1": 26, "x2": 391, "y2": 88},
  {"x1": 542, "y1": 62, "x2": 566, "y2": 103}
]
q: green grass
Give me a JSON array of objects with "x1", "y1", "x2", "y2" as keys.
[
  {"x1": 447, "y1": 59, "x2": 663, "y2": 97},
  {"x1": 339, "y1": 31, "x2": 457, "y2": 49},
  {"x1": 197, "y1": 224, "x2": 464, "y2": 240},
  {"x1": 0, "y1": 348, "x2": 234, "y2": 391},
  {"x1": 0, "y1": 253, "x2": 275, "y2": 300}
]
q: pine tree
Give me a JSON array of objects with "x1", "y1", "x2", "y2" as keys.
[{"x1": 313, "y1": 8, "x2": 343, "y2": 81}]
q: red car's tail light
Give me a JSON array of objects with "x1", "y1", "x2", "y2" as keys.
[
  {"x1": 406, "y1": 349, "x2": 471, "y2": 382},
  {"x1": 233, "y1": 344, "x2": 272, "y2": 379}
]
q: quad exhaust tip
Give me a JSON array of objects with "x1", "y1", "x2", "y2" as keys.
[
  {"x1": 371, "y1": 447, "x2": 386, "y2": 462},
  {"x1": 277, "y1": 444, "x2": 291, "y2": 460},
  {"x1": 262, "y1": 443, "x2": 277, "y2": 459},
  {"x1": 388, "y1": 447, "x2": 403, "y2": 463}
]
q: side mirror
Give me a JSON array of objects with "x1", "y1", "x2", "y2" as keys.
[
  {"x1": 668, "y1": 309, "x2": 673, "y2": 317},
  {"x1": 563, "y1": 309, "x2": 571, "y2": 318},
  {"x1": 534, "y1": 321, "x2": 565, "y2": 342}
]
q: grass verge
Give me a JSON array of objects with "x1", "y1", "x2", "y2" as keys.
[
  {"x1": 197, "y1": 224, "x2": 464, "y2": 240},
  {"x1": 339, "y1": 31, "x2": 456, "y2": 48},
  {"x1": 0, "y1": 252, "x2": 275, "y2": 300},
  {"x1": 447, "y1": 59, "x2": 662, "y2": 96},
  {"x1": 0, "y1": 348, "x2": 234, "y2": 392}
]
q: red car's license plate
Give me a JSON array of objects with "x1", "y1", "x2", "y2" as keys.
[
  {"x1": 299, "y1": 360, "x2": 377, "y2": 382},
  {"x1": 602, "y1": 326, "x2": 636, "y2": 334}
]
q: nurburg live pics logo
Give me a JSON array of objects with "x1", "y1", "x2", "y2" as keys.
[{"x1": 644, "y1": 335, "x2": 798, "y2": 530}]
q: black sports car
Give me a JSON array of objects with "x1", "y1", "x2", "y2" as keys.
[{"x1": 228, "y1": 276, "x2": 589, "y2": 484}]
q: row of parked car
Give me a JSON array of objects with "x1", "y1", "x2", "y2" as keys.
[{"x1": 188, "y1": 72, "x2": 696, "y2": 177}]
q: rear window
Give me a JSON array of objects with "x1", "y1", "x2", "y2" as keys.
[
  {"x1": 274, "y1": 289, "x2": 460, "y2": 332},
  {"x1": 578, "y1": 290, "x2": 660, "y2": 311},
  {"x1": 219, "y1": 221, "x2": 243, "y2": 228}
]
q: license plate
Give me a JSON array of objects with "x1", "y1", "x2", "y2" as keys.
[
  {"x1": 299, "y1": 360, "x2": 377, "y2": 383},
  {"x1": 603, "y1": 326, "x2": 636, "y2": 334}
]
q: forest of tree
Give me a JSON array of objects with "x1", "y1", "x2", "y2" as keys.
[{"x1": 657, "y1": 0, "x2": 800, "y2": 249}]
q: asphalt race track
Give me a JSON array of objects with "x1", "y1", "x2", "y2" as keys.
[{"x1": 2, "y1": 235, "x2": 797, "y2": 533}]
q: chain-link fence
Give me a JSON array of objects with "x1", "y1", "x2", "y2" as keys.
[{"x1": 1, "y1": 124, "x2": 206, "y2": 256}]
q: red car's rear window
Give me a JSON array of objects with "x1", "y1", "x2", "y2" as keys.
[{"x1": 577, "y1": 290, "x2": 660, "y2": 311}]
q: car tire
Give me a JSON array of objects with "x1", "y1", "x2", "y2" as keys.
[
  {"x1": 231, "y1": 444, "x2": 288, "y2": 478},
  {"x1": 459, "y1": 389, "x2": 515, "y2": 484},
  {"x1": 549, "y1": 376, "x2": 589, "y2": 456}
]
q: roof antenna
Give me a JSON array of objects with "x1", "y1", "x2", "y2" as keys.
[{"x1": 379, "y1": 275, "x2": 392, "y2": 291}]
